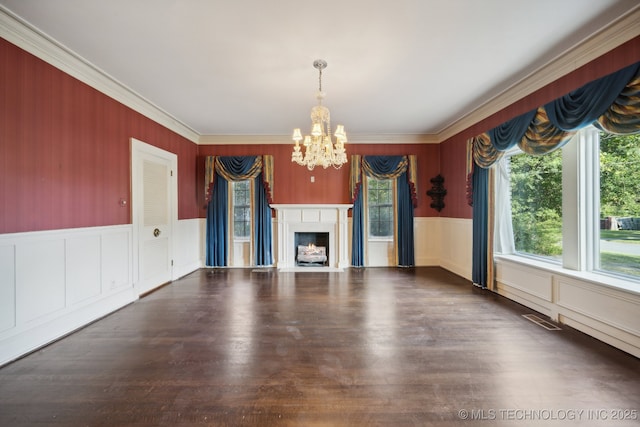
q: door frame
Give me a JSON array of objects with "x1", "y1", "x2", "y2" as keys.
[{"x1": 131, "y1": 137, "x2": 178, "y2": 295}]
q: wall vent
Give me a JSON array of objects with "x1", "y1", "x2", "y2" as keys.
[{"x1": 522, "y1": 314, "x2": 562, "y2": 330}]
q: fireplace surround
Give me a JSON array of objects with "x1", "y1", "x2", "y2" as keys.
[{"x1": 272, "y1": 204, "x2": 351, "y2": 271}]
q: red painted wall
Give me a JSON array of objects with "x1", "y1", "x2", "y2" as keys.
[
  {"x1": 197, "y1": 142, "x2": 441, "y2": 218},
  {"x1": 3, "y1": 33, "x2": 638, "y2": 232},
  {"x1": 0, "y1": 38, "x2": 199, "y2": 234},
  {"x1": 440, "y1": 36, "x2": 640, "y2": 219}
]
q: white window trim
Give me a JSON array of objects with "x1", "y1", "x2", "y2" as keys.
[{"x1": 364, "y1": 176, "x2": 395, "y2": 242}]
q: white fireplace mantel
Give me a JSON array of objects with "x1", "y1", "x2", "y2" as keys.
[{"x1": 272, "y1": 204, "x2": 352, "y2": 271}]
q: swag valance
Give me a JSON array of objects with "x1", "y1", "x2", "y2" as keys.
[
  {"x1": 205, "y1": 155, "x2": 274, "y2": 204},
  {"x1": 350, "y1": 155, "x2": 418, "y2": 206},
  {"x1": 469, "y1": 61, "x2": 640, "y2": 169}
]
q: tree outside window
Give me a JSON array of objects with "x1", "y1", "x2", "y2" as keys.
[
  {"x1": 367, "y1": 177, "x2": 393, "y2": 238},
  {"x1": 599, "y1": 132, "x2": 640, "y2": 277},
  {"x1": 509, "y1": 149, "x2": 563, "y2": 260}
]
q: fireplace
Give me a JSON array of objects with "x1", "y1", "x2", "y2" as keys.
[
  {"x1": 271, "y1": 204, "x2": 352, "y2": 271},
  {"x1": 295, "y1": 232, "x2": 329, "y2": 266}
]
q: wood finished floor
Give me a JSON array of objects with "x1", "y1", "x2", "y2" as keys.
[{"x1": 0, "y1": 267, "x2": 638, "y2": 426}]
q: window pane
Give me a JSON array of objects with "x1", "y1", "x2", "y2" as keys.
[
  {"x1": 599, "y1": 132, "x2": 640, "y2": 278},
  {"x1": 378, "y1": 220, "x2": 392, "y2": 237},
  {"x1": 369, "y1": 206, "x2": 380, "y2": 222},
  {"x1": 380, "y1": 206, "x2": 392, "y2": 222},
  {"x1": 368, "y1": 191, "x2": 377, "y2": 205},
  {"x1": 233, "y1": 221, "x2": 243, "y2": 236},
  {"x1": 380, "y1": 188, "x2": 391, "y2": 204},
  {"x1": 370, "y1": 222, "x2": 380, "y2": 237},
  {"x1": 509, "y1": 150, "x2": 563, "y2": 261}
]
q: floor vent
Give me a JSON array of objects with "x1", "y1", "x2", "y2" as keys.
[
  {"x1": 522, "y1": 314, "x2": 562, "y2": 330},
  {"x1": 251, "y1": 268, "x2": 273, "y2": 274}
]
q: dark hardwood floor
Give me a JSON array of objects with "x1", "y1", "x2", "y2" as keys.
[{"x1": 0, "y1": 267, "x2": 638, "y2": 426}]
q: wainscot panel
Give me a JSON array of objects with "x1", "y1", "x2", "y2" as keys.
[
  {"x1": 0, "y1": 225, "x2": 137, "y2": 366},
  {"x1": 495, "y1": 256, "x2": 640, "y2": 358},
  {"x1": 414, "y1": 217, "x2": 442, "y2": 267},
  {"x1": 174, "y1": 218, "x2": 205, "y2": 278},
  {"x1": 0, "y1": 245, "x2": 16, "y2": 333},
  {"x1": 438, "y1": 217, "x2": 472, "y2": 281}
]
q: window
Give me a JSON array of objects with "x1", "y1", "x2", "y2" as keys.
[
  {"x1": 367, "y1": 177, "x2": 393, "y2": 238},
  {"x1": 232, "y1": 180, "x2": 251, "y2": 239},
  {"x1": 599, "y1": 132, "x2": 640, "y2": 278},
  {"x1": 498, "y1": 127, "x2": 640, "y2": 283},
  {"x1": 509, "y1": 148, "x2": 563, "y2": 262}
]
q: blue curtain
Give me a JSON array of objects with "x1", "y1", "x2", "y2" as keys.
[
  {"x1": 205, "y1": 156, "x2": 273, "y2": 267},
  {"x1": 351, "y1": 192, "x2": 364, "y2": 266},
  {"x1": 206, "y1": 174, "x2": 228, "y2": 267},
  {"x1": 397, "y1": 170, "x2": 415, "y2": 266},
  {"x1": 254, "y1": 172, "x2": 273, "y2": 266},
  {"x1": 471, "y1": 167, "x2": 489, "y2": 288}
]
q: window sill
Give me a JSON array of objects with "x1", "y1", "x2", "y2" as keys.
[{"x1": 495, "y1": 254, "x2": 640, "y2": 296}]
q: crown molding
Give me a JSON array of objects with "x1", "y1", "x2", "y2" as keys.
[
  {"x1": 344, "y1": 133, "x2": 440, "y2": 144},
  {"x1": 0, "y1": 7, "x2": 200, "y2": 143},
  {"x1": 197, "y1": 133, "x2": 439, "y2": 145},
  {"x1": 438, "y1": 5, "x2": 640, "y2": 142},
  {"x1": 3, "y1": 4, "x2": 638, "y2": 146}
]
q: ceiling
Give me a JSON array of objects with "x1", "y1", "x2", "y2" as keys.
[{"x1": 1, "y1": 0, "x2": 639, "y2": 142}]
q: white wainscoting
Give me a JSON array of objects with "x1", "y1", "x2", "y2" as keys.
[
  {"x1": 495, "y1": 256, "x2": 640, "y2": 358},
  {"x1": 173, "y1": 218, "x2": 206, "y2": 278},
  {"x1": 414, "y1": 217, "x2": 441, "y2": 267},
  {"x1": 436, "y1": 217, "x2": 472, "y2": 281},
  {"x1": 0, "y1": 225, "x2": 137, "y2": 366},
  {"x1": 0, "y1": 219, "x2": 205, "y2": 366}
]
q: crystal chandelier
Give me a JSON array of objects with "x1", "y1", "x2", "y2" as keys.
[{"x1": 291, "y1": 59, "x2": 348, "y2": 170}]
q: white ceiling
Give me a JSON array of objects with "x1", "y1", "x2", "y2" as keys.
[{"x1": 1, "y1": 0, "x2": 639, "y2": 141}]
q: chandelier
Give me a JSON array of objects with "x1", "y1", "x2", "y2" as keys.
[{"x1": 291, "y1": 59, "x2": 348, "y2": 170}]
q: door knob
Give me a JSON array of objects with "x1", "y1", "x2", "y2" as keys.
[{"x1": 153, "y1": 228, "x2": 161, "y2": 237}]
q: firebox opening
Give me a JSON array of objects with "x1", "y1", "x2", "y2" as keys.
[{"x1": 295, "y1": 232, "x2": 329, "y2": 266}]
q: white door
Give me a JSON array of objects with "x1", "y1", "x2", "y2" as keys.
[{"x1": 131, "y1": 138, "x2": 176, "y2": 295}]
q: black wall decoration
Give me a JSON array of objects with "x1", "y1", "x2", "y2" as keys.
[{"x1": 426, "y1": 174, "x2": 447, "y2": 212}]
